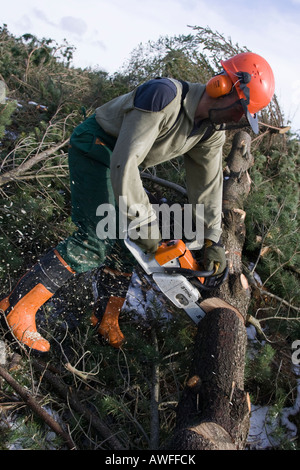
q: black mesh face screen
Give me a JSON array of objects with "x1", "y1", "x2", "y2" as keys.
[
  {"x1": 208, "y1": 100, "x2": 244, "y2": 125},
  {"x1": 209, "y1": 99, "x2": 259, "y2": 134}
]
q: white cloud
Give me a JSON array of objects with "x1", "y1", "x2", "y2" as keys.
[
  {"x1": 33, "y1": 8, "x2": 56, "y2": 26},
  {"x1": 59, "y1": 17, "x2": 87, "y2": 37}
]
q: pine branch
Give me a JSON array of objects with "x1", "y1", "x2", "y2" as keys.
[
  {"x1": 0, "y1": 364, "x2": 76, "y2": 450},
  {"x1": 257, "y1": 287, "x2": 300, "y2": 313},
  {"x1": 250, "y1": 201, "x2": 286, "y2": 275},
  {"x1": 0, "y1": 138, "x2": 69, "y2": 186},
  {"x1": 245, "y1": 265, "x2": 300, "y2": 314}
]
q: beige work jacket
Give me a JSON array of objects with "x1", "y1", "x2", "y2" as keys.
[{"x1": 95, "y1": 79, "x2": 225, "y2": 243}]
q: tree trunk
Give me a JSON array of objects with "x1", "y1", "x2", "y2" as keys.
[
  {"x1": 168, "y1": 131, "x2": 253, "y2": 450},
  {"x1": 220, "y1": 130, "x2": 253, "y2": 317}
]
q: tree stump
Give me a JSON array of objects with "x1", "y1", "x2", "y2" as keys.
[{"x1": 168, "y1": 131, "x2": 253, "y2": 450}]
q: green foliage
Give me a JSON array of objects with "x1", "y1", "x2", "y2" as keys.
[
  {"x1": 245, "y1": 341, "x2": 292, "y2": 411},
  {"x1": 0, "y1": 182, "x2": 75, "y2": 289},
  {"x1": 2, "y1": 415, "x2": 64, "y2": 450},
  {"x1": 245, "y1": 137, "x2": 300, "y2": 307},
  {"x1": 246, "y1": 343, "x2": 276, "y2": 386},
  {"x1": 0, "y1": 101, "x2": 16, "y2": 139},
  {"x1": 0, "y1": 24, "x2": 115, "y2": 128},
  {"x1": 118, "y1": 26, "x2": 248, "y2": 88},
  {"x1": 33, "y1": 298, "x2": 195, "y2": 450}
]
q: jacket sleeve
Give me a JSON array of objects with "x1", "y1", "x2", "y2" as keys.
[
  {"x1": 110, "y1": 107, "x2": 167, "y2": 228},
  {"x1": 184, "y1": 130, "x2": 225, "y2": 244}
]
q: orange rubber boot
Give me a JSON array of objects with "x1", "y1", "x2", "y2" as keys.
[
  {"x1": 90, "y1": 266, "x2": 132, "y2": 349},
  {"x1": 0, "y1": 249, "x2": 74, "y2": 353},
  {"x1": 91, "y1": 296, "x2": 125, "y2": 348}
]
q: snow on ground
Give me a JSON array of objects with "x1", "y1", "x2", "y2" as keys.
[
  {"x1": 281, "y1": 365, "x2": 300, "y2": 441},
  {"x1": 247, "y1": 404, "x2": 279, "y2": 449},
  {"x1": 247, "y1": 368, "x2": 300, "y2": 450},
  {"x1": 122, "y1": 270, "x2": 173, "y2": 322}
]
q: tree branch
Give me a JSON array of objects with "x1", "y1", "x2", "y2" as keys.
[
  {"x1": 257, "y1": 287, "x2": 300, "y2": 313},
  {"x1": 0, "y1": 139, "x2": 69, "y2": 186},
  {"x1": 0, "y1": 364, "x2": 76, "y2": 450}
]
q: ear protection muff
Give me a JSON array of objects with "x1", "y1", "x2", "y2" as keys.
[{"x1": 206, "y1": 73, "x2": 233, "y2": 99}]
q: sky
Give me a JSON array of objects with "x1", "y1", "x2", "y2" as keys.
[{"x1": 1, "y1": 0, "x2": 300, "y2": 132}]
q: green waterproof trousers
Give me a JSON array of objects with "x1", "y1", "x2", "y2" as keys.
[{"x1": 56, "y1": 115, "x2": 132, "y2": 274}]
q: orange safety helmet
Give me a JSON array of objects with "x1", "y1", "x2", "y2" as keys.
[
  {"x1": 220, "y1": 52, "x2": 275, "y2": 133},
  {"x1": 221, "y1": 52, "x2": 275, "y2": 114}
]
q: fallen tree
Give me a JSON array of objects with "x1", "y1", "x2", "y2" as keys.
[{"x1": 168, "y1": 131, "x2": 253, "y2": 450}]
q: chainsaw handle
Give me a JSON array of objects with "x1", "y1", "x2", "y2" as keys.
[
  {"x1": 163, "y1": 267, "x2": 214, "y2": 277},
  {"x1": 191, "y1": 266, "x2": 229, "y2": 291},
  {"x1": 163, "y1": 265, "x2": 229, "y2": 291}
]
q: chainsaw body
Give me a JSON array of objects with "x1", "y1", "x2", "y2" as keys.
[{"x1": 124, "y1": 239, "x2": 228, "y2": 324}]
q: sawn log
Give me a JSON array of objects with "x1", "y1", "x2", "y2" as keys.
[{"x1": 168, "y1": 131, "x2": 253, "y2": 450}]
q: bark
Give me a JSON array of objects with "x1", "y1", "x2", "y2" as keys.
[
  {"x1": 168, "y1": 131, "x2": 253, "y2": 450},
  {"x1": 220, "y1": 130, "x2": 253, "y2": 318},
  {"x1": 169, "y1": 305, "x2": 250, "y2": 450}
]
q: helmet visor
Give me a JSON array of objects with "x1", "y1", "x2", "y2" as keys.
[
  {"x1": 232, "y1": 75, "x2": 259, "y2": 134},
  {"x1": 240, "y1": 98, "x2": 259, "y2": 134}
]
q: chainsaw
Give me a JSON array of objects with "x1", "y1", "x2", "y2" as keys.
[{"x1": 124, "y1": 238, "x2": 228, "y2": 324}]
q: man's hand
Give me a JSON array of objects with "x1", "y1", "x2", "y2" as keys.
[
  {"x1": 129, "y1": 220, "x2": 162, "y2": 254},
  {"x1": 203, "y1": 239, "x2": 226, "y2": 274}
]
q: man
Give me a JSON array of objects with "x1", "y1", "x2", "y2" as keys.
[{"x1": 0, "y1": 52, "x2": 275, "y2": 353}]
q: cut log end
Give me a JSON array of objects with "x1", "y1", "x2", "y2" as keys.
[{"x1": 170, "y1": 422, "x2": 236, "y2": 451}]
